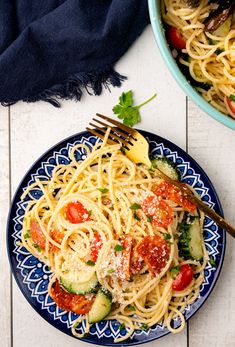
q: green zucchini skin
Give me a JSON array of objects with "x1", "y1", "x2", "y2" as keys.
[
  {"x1": 178, "y1": 214, "x2": 203, "y2": 261},
  {"x1": 88, "y1": 288, "x2": 112, "y2": 323},
  {"x1": 151, "y1": 156, "x2": 181, "y2": 181},
  {"x1": 60, "y1": 273, "x2": 99, "y2": 295}
]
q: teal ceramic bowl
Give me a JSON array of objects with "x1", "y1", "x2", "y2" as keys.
[{"x1": 148, "y1": 0, "x2": 235, "y2": 130}]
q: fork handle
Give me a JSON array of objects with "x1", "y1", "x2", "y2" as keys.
[
  {"x1": 186, "y1": 193, "x2": 235, "y2": 238},
  {"x1": 157, "y1": 169, "x2": 235, "y2": 238}
]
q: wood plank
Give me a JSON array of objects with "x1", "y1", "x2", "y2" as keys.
[
  {"x1": 0, "y1": 106, "x2": 11, "y2": 347},
  {"x1": 188, "y1": 99, "x2": 235, "y2": 347},
  {"x1": 10, "y1": 26, "x2": 187, "y2": 347}
]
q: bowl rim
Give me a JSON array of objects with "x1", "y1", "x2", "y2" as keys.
[{"x1": 148, "y1": 0, "x2": 235, "y2": 130}]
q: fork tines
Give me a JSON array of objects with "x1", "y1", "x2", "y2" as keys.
[{"x1": 86, "y1": 113, "x2": 136, "y2": 149}]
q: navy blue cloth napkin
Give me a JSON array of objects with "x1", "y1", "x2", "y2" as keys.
[{"x1": 0, "y1": 0, "x2": 149, "y2": 107}]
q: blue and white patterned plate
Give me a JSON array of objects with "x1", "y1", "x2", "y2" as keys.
[{"x1": 7, "y1": 130, "x2": 226, "y2": 346}]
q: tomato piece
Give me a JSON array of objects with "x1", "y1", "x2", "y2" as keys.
[
  {"x1": 142, "y1": 196, "x2": 174, "y2": 228},
  {"x1": 50, "y1": 280, "x2": 94, "y2": 314},
  {"x1": 90, "y1": 232, "x2": 103, "y2": 262},
  {"x1": 116, "y1": 236, "x2": 133, "y2": 281},
  {"x1": 225, "y1": 96, "x2": 235, "y2": 118},
  {"x1": 154, "y1": 181, "x2": 196, "y2": 213},
  {"x1": 172, "y1": 264, "x2": 193, "y2": 291},
  {"x1": 50, "y1": 229, "x2": 65, "y2": 253},
  {"x1": 137, "y1": 235, "x2": 170, "y2": 276},
  {"x1": 66, "y1": 202, "x2": 90, "y2": 224},
  {"x1": 30, "y1": 220, "x2": 46, "y2": 250},
  {"x1": 167, "y1": 26, "x2": 186, "y2": 50}
]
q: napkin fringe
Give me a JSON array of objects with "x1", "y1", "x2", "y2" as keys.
[{"x1": 1, "y1": 68, "x2": 126, "y2": 108}]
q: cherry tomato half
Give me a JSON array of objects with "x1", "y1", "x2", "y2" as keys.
[
  {"x1": 172, "y1": 264, "x2": 193, "y2": 291},
  {"x1": 50, "y1": 229, "x2": 65, "y2": 253},
  {"x1": 154, "y1": 181, "x2": 196, "y2": 213},
  {"x1": 167, "y1": 26, "x2": 186, "y2": 50},
  {"x1": 50, "y1": 280, "x2": 94, "y2": 314},
  {"x1": 30, "y1": 220, "x2": 46, "y2": 250},
  {"x1": 142, "y1": 195, "x2": 174, "y2": 228},
  {"x1": 225, "y1": 96, "x2": 235, "y2": 118},
  {"x1": 66, "y1": 202, "x2": 90, "y2": 224},
  {"x1": 90, "y1": 232, "x2": 103, "y2": 262},
  {"x1": 137, "y1": 235, "x2": 170, "y2": 276}
]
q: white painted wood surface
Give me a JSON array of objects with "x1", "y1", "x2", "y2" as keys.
[{"x1": 1, "y1": 26, "x2": 234, "y2": 347}]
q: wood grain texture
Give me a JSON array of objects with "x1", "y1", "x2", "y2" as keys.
[
  {"x1": 0, "y1": 106, "x2": 11, "y2": 347},
  {"x1": 188, "y1": 99, "x2": 235, "y2": 347},
  {"x1": 9, "y1": 27, "x2": 187, "y2": 347}
]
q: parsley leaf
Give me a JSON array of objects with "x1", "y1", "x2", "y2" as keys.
[
  {"x1": 88, "y1": 210, "x2": 92, "y2": 216},
  {"x1": 147, "y1": 215, "x2": 153, "y2": 223},
  {"x1": 86, "y1": 260, "x2": 95, "y2": 266},
  {"x1": 209, "y1": 258, "x2": 217, "y2": 268},
  {"x1": 114, "y1": 244, "x2": 125, "y2": 252},
  {"x1": 97, "y1": 188, "x2": 109, "y2": 194},
  {"x1": 170, "y1": 265, "x2": 180, "y2": 278},
  {"x1": 128, "y1": 305, "x2": 136, "y2": 311},
  {"x1": 130, "y1": 203, "x2": 141, "y2": 210},
  {"x1": 119, "y1": 323, "x2": 126, "y2": 331},
  {"x1": 140, "y1": 323, "x2": 149, "y2": 331},
  {"x1": 163, "y1": 233, "x2": 171, "y2": 241},
  {"x1": 108, "y1": 268, "x2": 115, "y2": 274},
  {"x1": 112, "y1": 90, "x2": 157, "y2": 127},
  {"x1": 24, "y1": 232, "x2": 30, "y2": 239},
  {"x1": 33, "y1": 244, "x2": 41, "y2": 252},
  {"x1": 229, "y1": 95, "x2": 235, "y2": 102},
  {"x1": 134, "y1": 212, "x2": 141, "y2": 221}
]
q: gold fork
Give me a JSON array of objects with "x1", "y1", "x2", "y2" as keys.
[{"x1": 87, "y1": 113, "x2": 235, "y2": 238}]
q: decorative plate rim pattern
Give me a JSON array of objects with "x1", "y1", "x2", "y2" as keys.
[{"x1": 7, "y1": 130, "x2": 226, "y2": 346}]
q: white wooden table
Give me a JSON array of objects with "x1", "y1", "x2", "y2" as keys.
[{"x1": 1, "y1": 26, "x2": 235, "y2": 347}]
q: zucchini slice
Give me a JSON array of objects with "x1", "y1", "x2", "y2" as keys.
[
  {"x1": 88, "y1": 288, "x2": 112, "y2": 323},
  {"x1": 151, "y1": 156, "x2": 181, "y2": 181},
  {"x1": 60, "y1": 273, "x2": 98, "y2": 295},
  {"x1": 178, "y1": 214, "x2": 203, "y2": 261}
]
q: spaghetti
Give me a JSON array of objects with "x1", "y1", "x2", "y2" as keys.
[
  {"x1": 21, "y1": 131, "x2": 208, "y2": 342},
  {"x1": 162, "y1": 0, "x2": 235, "y2": 118}
]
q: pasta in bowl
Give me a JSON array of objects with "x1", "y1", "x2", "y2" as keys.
[
  {"x1": 149, "y1": 0, "x2": 235, "y2": 129},
  {"x1": 7, "y1": 130, "x2": 225, "y2": 345}
]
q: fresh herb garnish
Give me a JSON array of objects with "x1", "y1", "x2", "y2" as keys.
[
  {"x1": 215, "y1": 48, "x2": 223, "y2": 55},
  {"x1": 209, "y1": 258, "x2": 217, "y2": 268},
  {"x1": 128, "y1": 305, "x2": 136, "y2": 311},
  {"x1": 86, "y1": 260, "x2": 95, "y2": 266},
  {"x1": 119, "y1": 323, "x2": 126, "y2": 331},
  {"x1": 148, "y1": 165, "x2": 155, "y2": 172},
  {"x1": 129, "y1": 276, "x2": 134, "y2": 282},
  {"x1": 130, "y1": 203, "x2": 141, "y2": 210},
  {"x1": 33, "y1": 244, "x2": 41, "y2": 252},
  {"x1": 140, "y1": 323, "x2": 149, "y2": 331},
  {"x1": 147, "y1": 215, "x2": 153, "y2": 223},
  {"x1": 97, "y1": 188, "x2": 109, "y2": 194},
  {"x1": 114, "y1": 244, "x2": 125, "y2": 252},
  {"x1": 170, "y1": 265, "x2": 180, "y2": 278},
  {"x1": 229, "y1": 95, "x2": 235, "y2": 102},
  {"x1": 88, "y1": 210, "x2": 93, "y2": 216},
  {"x1": 112, "y1": 90, "x2": 157, "y2": 127},
  {"x1": 163, "y1": 233, "x2": 171, "y2": 241},
  {"x1": 24, "y1": 232, "x2": 30, "y2": 239},
  {"x1": 134, "y1": 212, "x2": 141, "y2": 221},
  {"x1": 108, "y1": 268, "x2": 115, "y2": 274}
]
